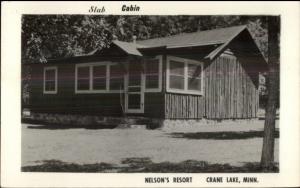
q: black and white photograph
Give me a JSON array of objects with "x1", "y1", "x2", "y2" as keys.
[
  {"x1": 1, "y1": 1, "x2": 300, "y2": 187},
  {"x1": 21, "y1": 14, "x2": 280, "y2": 173}
]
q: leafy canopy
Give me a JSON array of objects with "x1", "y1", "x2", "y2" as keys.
[{"x1": 22, "y1": 15, "x2": 268, "y2": 63}]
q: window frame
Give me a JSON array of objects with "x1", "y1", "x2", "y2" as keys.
[
  {"x1": 109, "y1": 63, "x2": 125, "y2": 91},
  {"x1": 43, "y1": 66, "x2": 58, "y2": 94},
  {"x1": 92, "y1": 64, "x2": 108, "y2": 91},
  {"x1": 168, "y1": 59, "x2": 185, "y2": 90},
  {"x1": 187, "y1": 63, "x2": 203, "y2": 92},
  {"x1": 75, "y1": 62, "x2": 125, "y2": 94},
  {"x1": 144, "y1": 55, "x2": 163, "y2": 92},
  {"x1": 166, "y1": 56, "x2": 204, "y2": 95},
  {"x1": 77, "y1": 65, "x2": 92, "y2": 91}
]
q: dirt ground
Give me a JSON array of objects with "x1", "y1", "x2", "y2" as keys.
[{"x1": 22, "y1": 120, "x2": 279, "y2": 167}]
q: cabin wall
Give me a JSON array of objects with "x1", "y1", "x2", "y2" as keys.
[
  {"x1": 163, "y1": 53, "x2": 206, "y2": 119},
  {"x1": 23, "y1": 59, "x2": 166, "y2": 118},
  {"x1": 25, "y1": 63, "x2": 124, "y2": 116},
  {"x1": 23, "y1": 49, "x2": 259, "y2": 120},
  {"x1": 143, "y1": 54, "x2": 166, "y2": 118},
  {"x1": 144, "y1": 93, "x2": 165, "y2": 118},
  {"x1": 204, "y1": 53, "x2": 259, "y2": 119},
  {"x1": 165, "y1": 93, "x2": 205, "y2": 119},
  {"x1": 163, "y1": 50, "x2": 259, "y2": 120}
]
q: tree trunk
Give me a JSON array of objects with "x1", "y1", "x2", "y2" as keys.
[{"x1": 261, "y1": 16, "x2": 280, "y2": 170}]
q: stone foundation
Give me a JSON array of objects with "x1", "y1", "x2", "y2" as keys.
[{"x1": 22, "y1": 112, "x2": 160, "y2": 129}]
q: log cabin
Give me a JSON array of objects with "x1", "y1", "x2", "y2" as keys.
[{"x1": 22, "y1": 25, "x2": 267, "y2": 121}]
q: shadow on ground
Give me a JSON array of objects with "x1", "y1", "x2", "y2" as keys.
[
  {"x1": 26, "y1": 123, "x2": 118, "y2": 130},
  {"x1": 168, "y1": 129, "x2": 279, "y2": 140},
  {"x1": 22, "y1": 158, "x2": 279, "y2": 173}
]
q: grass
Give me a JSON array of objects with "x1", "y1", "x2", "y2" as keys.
[
  {"x1": 22, "y1": 158, "x2": 279, "y2": 173},
  {"x1": 22, "y1": 160, "x2": 116, "y2": 172},
  {"x1": 168, "y1": 130, "x2": 279, "y2": 140}
]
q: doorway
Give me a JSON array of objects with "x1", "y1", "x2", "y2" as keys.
[{"x1": 125, "y1": 61, "x2": 144, "y2": 113}]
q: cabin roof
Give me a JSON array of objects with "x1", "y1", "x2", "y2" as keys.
[
  {"x1": 136, "y1": 25, "x2": 247, "y2": 49},
  {"x1": 89, "y1": 25, "x2": 248, "y2": 57},
  {"x1": 27, "y1": 25, "x2": 266, "y2": 65},
  {"x1": 93, "y1": 25, "x2": 265, "y2": 62},
  {"x1": 112, "y1": 40, "x2": 145, "y2": 56}
]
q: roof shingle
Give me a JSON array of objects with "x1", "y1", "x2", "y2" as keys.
[
  {"x1": 92, "y1": 25, "x2": 261, "y2": 61},
  {"x1": 136, "y1": 25, "x2": 247, "y2": 48}
]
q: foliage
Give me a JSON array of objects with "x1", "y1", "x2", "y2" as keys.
[
  {"x1": 22, "y1": 15, "x2": 269, "y2": 63},
  {"x1": 22, "y1": 15, "x2": 113, "y2": 62},
  {"x1": 22, "y1": 158, "x2": 279, "y2": 173}
]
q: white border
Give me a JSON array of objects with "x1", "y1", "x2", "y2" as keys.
[
  {"x1": 43, "y1": 66, "x2": 58, "y2": 94},
  {"x1": 1, "y1": 1, "x2": 300, "y2": 187},
  {"x1": 166, "y1": 55, "x2": 204, "y2": 95}
]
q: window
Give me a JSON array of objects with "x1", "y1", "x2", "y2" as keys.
[
  {"x1": 43, "y1": 67, "x2": 57, "y2": 94},
  {"x1": 93, "y1": 65, "x2": 106, "y2": 90},
  {"x1": 167, "y1": 56, "x2": 203, "y2": 95},
  {"x1": 75, "y1": 62, "x2": 124, "y2": 93},
  {"x1": 77, "y1": 66, "x2": 90, "y2": 90},
  {"x1": 109, "y1": 63, "x2": 124, "y2": 90},
  {"x1": 144, "y1": 55, "x2": 162, "y2": 92},
  {"x1": 188, "y1": 64, "x2": 202, "y2": 91},
  {"x1": 169, "y1": 60, "x2": 185, "y2": 90}
]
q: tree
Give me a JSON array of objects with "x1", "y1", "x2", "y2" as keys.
[
  {"x1": 21, "y1": 15, "x2": 113, "y2": 62},
  {"x1": 261, "y1": 16, "x2": 280, "y2": 170},
  {"x1": 21, "y1": 15, "x2": 269, "y2": 62}
]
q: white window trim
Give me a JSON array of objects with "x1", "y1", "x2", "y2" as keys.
[
  {"x1": 166, "y1": 55, "x2": 204, "y2": 95},
  {"x1": 43, "y1": 66, "x2": 58, "y2": 94},
  {"x1": 144, "y1": 55, "x2": 163, "y2": 92},
  {"x1": 125, "y1": 65, "x2": 145, "y2": 114},
  {"x1": 75, "y1": 62, "x2": 125, "y2": 94}
]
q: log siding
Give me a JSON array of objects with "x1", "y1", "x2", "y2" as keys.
[
  {"x1": 204, "y1": 53, "x2": 259, "y2": 119},
  {"x1": 164, "y1": 51, "x2": 259, "y2": 120},
  {"x1": 165, "y1": 93, "x2": 205, "y2": 119}
]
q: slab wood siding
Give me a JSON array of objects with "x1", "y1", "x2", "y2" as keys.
[
  {"x1": 165, "y1": 93, "x2": 205, "y2": 119},
  {"x1": 205, "y1": 54, "x2": 259, "y2": 119}
]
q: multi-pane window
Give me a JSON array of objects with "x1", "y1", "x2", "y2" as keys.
[
  {"x1": 93, "y1": 65, "x2": 106, "y2": 90},
  {"x1": 187, "y1": 64, "x2": 202, "y2": 91},
  {"x1": 109, "y1": 64, "x2": 124, "y2": 90},
  {"x1": 169, "y1": 60, "x2": 185, "y2": 90},
  {"x1": 75, "y1": 62, "x2": 124, "y2": 93},
  {"x1": 77, "y1": 66, "x2": 90, "y2": 90},
  {"x1": 167, "y1": 56, "x2": 203, "y2": 95},
  {"x1": 44, "y1": 67, "x2": 57, "y2": 94}
]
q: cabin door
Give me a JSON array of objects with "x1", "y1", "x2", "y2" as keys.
[{"x1": 125, "y1": 61, "x2": 144, "y2": 113}]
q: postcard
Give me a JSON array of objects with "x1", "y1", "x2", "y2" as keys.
[{"x1": 1, "y1": 1, "x2": 300, "y2": 187}]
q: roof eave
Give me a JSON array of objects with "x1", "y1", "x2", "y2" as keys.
[
  {"x1": 111, "y1": 40, "x2": 143, "y2": 56},
  {"x1": 204, "y1": 25, "x2": 248, "y2": 61}
]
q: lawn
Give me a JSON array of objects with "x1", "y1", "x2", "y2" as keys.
[{"x1": 22, "y1": 120, "x2": 279, "y2": 172}]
